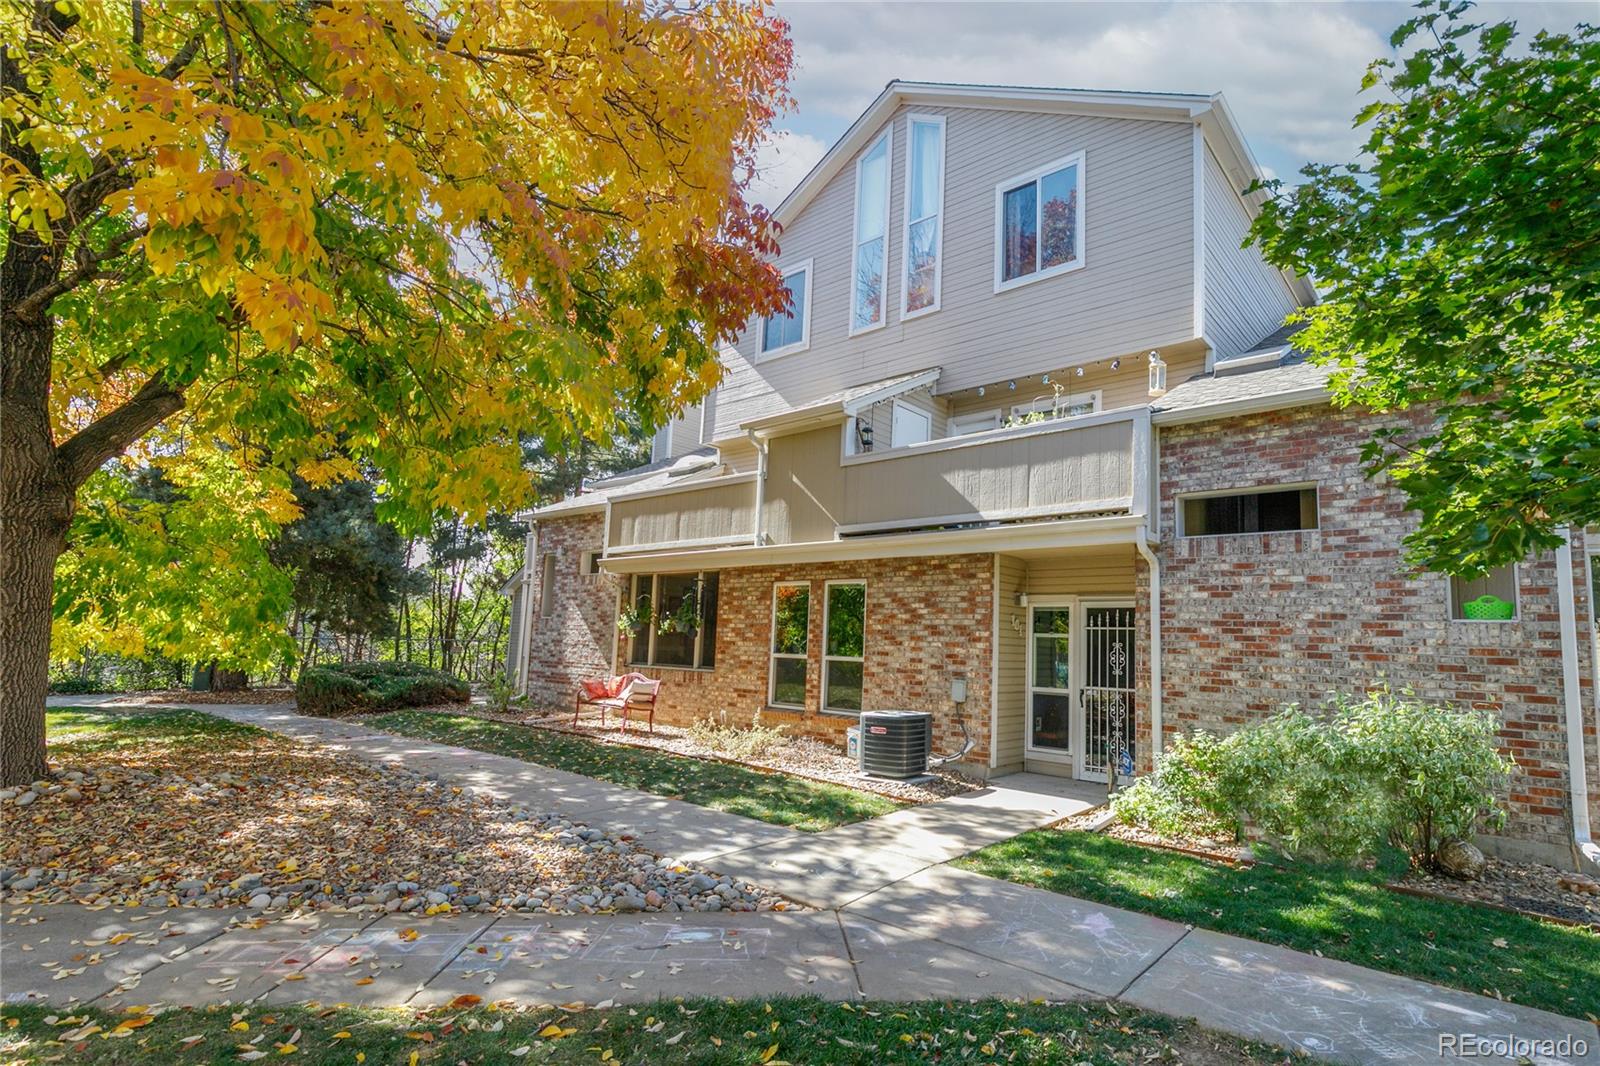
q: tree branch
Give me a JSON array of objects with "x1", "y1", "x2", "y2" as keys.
[
  {"x1": 7, "y1": 225, "x2": 147, "y2": 321},
  {"x1": 56, "y1": 374, "x2": 185, "y2": 487}
]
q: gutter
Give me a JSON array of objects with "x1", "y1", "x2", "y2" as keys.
[
  {"x1": 1555, "y1": 527, "x2": 1599, "y2": 872},
  {"x1": 1134, "y1": 527, "x2": 1164, "y2": 767}
]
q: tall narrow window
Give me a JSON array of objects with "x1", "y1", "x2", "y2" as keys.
[
  {"x1": 995, "y1": 152, "x2": 1084, "y2": 291},
  {"x1": 769, "y1": 583, "x2": 809, "y2": 708},
  {"x1": 760, "y1": 260, "x2": 811, "y2": 358},
  {"x1": 902, "y1": 115, "x2": 945, "y2": 316},
  {"x1": 823, "y1": 582, "x2": 866, "y2": 713},
  {"x1": 538, "y1": 553, "x2": 557, "y2": 616},
  {"x1": 851, "y1": 130, "x2": 891, "y2": 333}
]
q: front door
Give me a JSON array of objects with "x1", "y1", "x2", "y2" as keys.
[{"x1": 1026, "y1": 600, "x2": 1136, "y2": 780}]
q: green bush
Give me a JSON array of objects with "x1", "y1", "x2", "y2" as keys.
[
  {"x1": 1336, "y1": 688, "x2": 1515, "y2": 869},
  {"x1": 1112, "y1": 688, "x2": 1514, "y2": 869},
  {"x1": 297, "y1": 661, "x2": 470, "y2": 717},
  {"x1": 48, "y1": 676, "x2": 106, "y2": 695}
]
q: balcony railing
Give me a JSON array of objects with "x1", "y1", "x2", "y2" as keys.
[
  {"x1": 833, "y1": 409, "x2": 1146, "y2": 535},
  {"x1": 607, "y1": 472, "x2": 756, "y2": 553}
]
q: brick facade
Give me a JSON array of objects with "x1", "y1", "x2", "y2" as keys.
[
  {"x1": 523, "y1": 523, "x2": 994, "y2": 773},
  {"x1": 520, "y1": 402, "x2": 1598, "y2": 864},
  {"x1": 1156, "y1": 403, "x2": 1598, "y2": 865}
]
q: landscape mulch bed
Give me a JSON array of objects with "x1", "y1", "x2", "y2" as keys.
[
  {"x1": 472, "y1": 707, "x2": 984, "y2": 804},
  {"x1": 1, "y1": 711, "x2": 786, "y2": 918}
]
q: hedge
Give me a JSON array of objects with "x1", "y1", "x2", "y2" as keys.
[{"x1": 297, "y1": 661, "x2": 470, "y2": 717}]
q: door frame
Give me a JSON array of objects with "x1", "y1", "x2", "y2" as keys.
[
  {"x1": 1024, "y1": 596, "x2": 1082, "y2": 770},
  {"x1": 1024, "y1": 595, "x2": 1137, "y2": 780}
]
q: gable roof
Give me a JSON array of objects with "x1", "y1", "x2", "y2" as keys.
[
  {"x1": 739, "y1": 367, "x2": 942, "y2": 436},
  {"x1": 772, "y1": 80, "x2": 1315, "y2": 307}
]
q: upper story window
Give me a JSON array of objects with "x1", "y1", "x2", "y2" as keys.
[
  {"x1": 1180, "y1": 486, "x2": 1318, "y2": 537},
  {"x1": 851, "y1": 130, "x2": 891, "y2": 334},
  {"x1": 902, "y1": 115, "x2": 945, "y2": 318},
  {"x1": 760, "y1": 259, "x2": 812, "y2": 359},
  {"x1": 995, "y1": 151, "x2": 1085, "y2": 292}
]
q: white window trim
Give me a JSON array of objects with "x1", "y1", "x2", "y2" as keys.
[
  {"x1": 579, "y1": 549, "x2": 600, "y2": 576},
  {"x1": 1175, "y1": 482, "x2": 1321, "y2": 538},
  {"x1": 768, "y1": 581, "x2": 809, "y2": 708},
  {"x1": 900, "y1": 114, "x2": 946, "y2": 321},
  {"x1": 1448, "y1": 563, "x2": 1521, "y2": 624},
  {"x1": 949, "y1": 409, "x2": 1003, "y2": 436},
  {"x1": 1010, "y1": 390, "x2": 1102, "y2": 421},
  {"x1": 822, "y1": 580, "x2": 866, "y2": 715},
  {"x1": 993, "y1": 150, "x2": 1087, "y2": 294},
  {"x1": 758, "y1": 257, "x2": 813, "y2": 362},
  {"x1": 849, "y1": 128, "x2": 893, "y2": 337}
]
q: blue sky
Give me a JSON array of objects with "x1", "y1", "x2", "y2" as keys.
[{"x1": 748, "y1": 0, "x2": 1592, "y2": 206}]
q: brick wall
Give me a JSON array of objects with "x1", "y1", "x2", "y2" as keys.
[
  {"x1": 1157, "y1": 403, "x2": 1597, "y2": 864},
  {"x1": 523, "y1": 512, "x2": 619, "y2": 708},
  {"x1": 521, "y1": 527, "x2": 995, "y2": 772}
]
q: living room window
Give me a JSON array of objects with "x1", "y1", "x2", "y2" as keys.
[
  {"x1": 760, "y1": 259, "x2": 811, "y2": 359},
  {"x1": 1449, "y1": 564, "x2": 1519, "y2": 622},
  {"x1": 769, "y1": 582, "x2": 809, "y2": 708},
  {"x1": 995, "y1": 151, "x2": 1085, "y2": 291},
  {"x1": 1180, "y1": 486, "x2": 1318, "y2": 536},
  {"x1": 852, "y1": 129, "x2": 891, "y2": 333},
  {"x1": 823, "y1": 581, "x2": 866, "y2": 713},
  {"x1": 902, "y1": 114, "x2": 945, "y2": 317},
  {"x1": 624, "y1": 571, "x2": 719, "y2": 668}
]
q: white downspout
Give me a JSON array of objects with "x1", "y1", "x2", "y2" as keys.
[
  {"x1": 1134, "y1": 529, "x2": 1163, "y2": 767},
  {"x1": 515, "y1": 522, "x2": 538, "y2": 695},
  {"x1": 747, "y1": 429, "x2": 767, "y2": 547},
  {"x1": 1555, "y1": 527, "x2": 1599, "y2": 871}
]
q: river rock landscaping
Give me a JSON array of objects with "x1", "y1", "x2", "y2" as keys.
[{"x1": 1, "y1": 710, "x2": 787, "y2": 918}]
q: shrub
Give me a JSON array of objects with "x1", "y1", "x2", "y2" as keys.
[
  {"x1": 1336, "y1": 688, "x2": 1515, "y2": 869},
  {"x1": 297, "y1": 661, "x2": 470, "y2": 717},
  {"x1": 1112, "y1": 689, "x2": 1513, "y2": 870},
  {"x1": 48, "y1": 676, "x2": 106, "y2": 695},
  {"x1": 684, "y1": 709, "x2": 789, "y2": 761}
]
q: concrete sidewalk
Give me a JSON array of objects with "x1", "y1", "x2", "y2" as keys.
[{"x1": 19, "y1": 697, "x2": 1598, "y2": 1065}]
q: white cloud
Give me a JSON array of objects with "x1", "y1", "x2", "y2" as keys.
[
  {"x1": 773, "y1": 1, "x2": 1590, "y2": 179},
  {"x1": 748, "y1": 130, "x2": 830, "y2": 209}
]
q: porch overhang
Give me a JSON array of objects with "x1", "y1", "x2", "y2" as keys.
[{"x1": 598, "y1": 512, "x2": 1152, "y2": 574}]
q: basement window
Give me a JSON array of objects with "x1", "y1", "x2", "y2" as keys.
[
  {"x1": 1449, "y1": 564, "x2": 1519, "y2": 622},
  {"x1": 1180, "y1": 486, "x2": 1318, "y2": 537}
]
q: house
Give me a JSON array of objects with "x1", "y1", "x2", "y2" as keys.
[{"x1": 504, "y1": 81, "x2": 1598, "y2": 871}]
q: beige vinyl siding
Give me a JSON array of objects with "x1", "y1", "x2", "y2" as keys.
[
  {"x1": 664, "y1": 401, "x2": 706, "y2": 459},
  {"x1": 993, "y1": 548, "x2": 1137, "y2": 772},
  {"x1": 944, "y1": 341, "x2": 1209, "y2": 423},
  {"x1": 858, "y1": 388, "x2": 949, "y2": 447},
  {"x1": 994, "y1": 555, "x2": 1028, "y2": 771},
  {"x1": 717, "y1": 105, "x2": 1197, "y2": 435},
  {"x1": 608, "y1": 478, "x2": 755, "y2": 549},
  {"x1": 761, "y1": 425, "x2": 848, "y2": 545},
  {"x1": 1202, "y1": 143, "x2": 1298, "y2": 356}
]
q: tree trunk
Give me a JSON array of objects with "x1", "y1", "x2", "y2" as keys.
[{"x1": 0, "y1": 318, "x2": 73, "y2": 787}]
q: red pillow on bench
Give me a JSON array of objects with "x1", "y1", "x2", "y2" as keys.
[{"x1": 579, "y1": 678, "x2": 611, "y2": 701}]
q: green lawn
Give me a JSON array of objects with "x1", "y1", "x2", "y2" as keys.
[
  {"x1": 45, "y1": 707, "x2": 261, "y2": 747},
  {"x1": 370, "y1": 710, "x2": 901, "y2": 832},
  {"x1": 957, "y1": 830, "x2": 1600, "y2": 1020},
  {"x1": 0, "y1": 996, "x2": 1292, "y2": 1065}
]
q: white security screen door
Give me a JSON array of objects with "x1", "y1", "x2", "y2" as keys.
[{"x1": 1080, "y1": 602, "x2": 1136, "y2": 781}]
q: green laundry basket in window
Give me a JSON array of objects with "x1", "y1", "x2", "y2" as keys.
[{"x1": 1462, "y1": 594, "x2": 1514, "y2": 620}]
